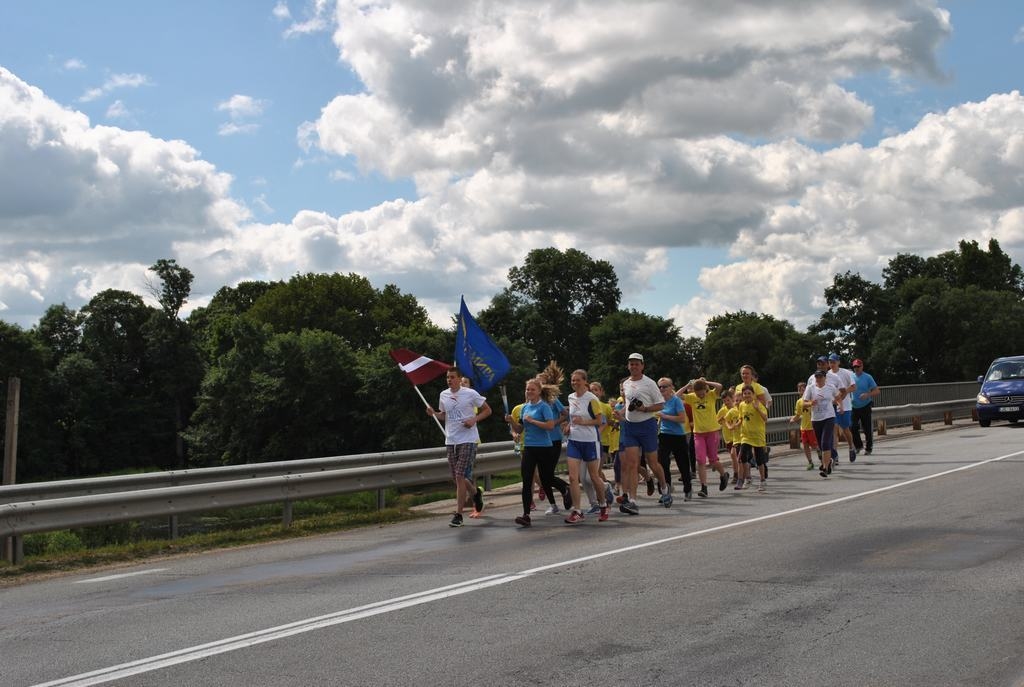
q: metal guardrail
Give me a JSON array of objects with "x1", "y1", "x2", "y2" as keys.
[
  {"x1": 0, "y1": 400, "x2": 974, "y2": 545},
  {"x1": 0, "y1": 442, "x2": 515, "y2": 505}
]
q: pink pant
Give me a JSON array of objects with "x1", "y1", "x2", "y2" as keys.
[{"x1": 693, "y1": 431, "x2": 721, "y2": 465}]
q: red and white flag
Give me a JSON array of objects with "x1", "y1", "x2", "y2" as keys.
[{"x1": 389, "y1": 348, "x2": 450, "y2": 385}]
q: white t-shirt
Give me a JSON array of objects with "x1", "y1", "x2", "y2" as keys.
[
  {"x1": 438, "y1": 387, "x2": 486, "y2": 445},
  {"x1": 567, "y1": 390, "x2": 602, "y2": 443},
  {"x1": 802, "y1": 382, "x2": 840, "y2": 421},
  {"x1": 832, "y1": 367, "x2": 856, "y2": 412},
  {"x1": 807, "y1": 370, "x2": 844, "y2": 400},
  {"x1": 622, "y1": 375, "x2": 662, "y2": 422}
]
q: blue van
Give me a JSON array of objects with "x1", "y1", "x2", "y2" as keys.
[{"x1": 976, "y1": 355, "x2": 1024, "y2": 427}]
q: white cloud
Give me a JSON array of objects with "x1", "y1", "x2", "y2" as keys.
[
  {"x1": 1014, "y1": 26, "x2": 1024, "y2": 44},
  {"x1": 216, "y1": 94, "x2": 267, "y2": 136},
  {"x1": 105, "y1": 99, "x2": 130, "y2": 120},
  {"x1": 3, "y1": 2, "x2": 1024, "y2": 351},
  {"x1": 272, "y1": 1, "x2": 291, "y2": 21},
  {"x1": 63, "y1": 58, "x2": 86, "y2": 71},
  {"x1": 78, "y1": 72, "x2": 151, "y2": 102},
  {"x1": 218, "y1": 122, "x2": 260, "y2": 136},
  {"x1": 216, "y1": 94, "x2": 267, "y2": 119},
  {"x1": 282, "y1": 0, "x2": 332, "y2": 37}
]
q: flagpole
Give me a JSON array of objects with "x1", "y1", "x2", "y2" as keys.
[{"x1": 413, "y1": 383, "x2": 447, "y2": 436}]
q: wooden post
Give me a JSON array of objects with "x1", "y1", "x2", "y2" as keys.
[
  {"x1": 943, "y1": 411, "x2": 953, "y2": 425},
  {"x1": 912, "y1": 416, "x2": 922, "y2": 430},
  {"x1": 282, "y1": 500, "x2": 293, "y2": 528},
  {"x1": 877, "y1": 419, "x2": 887, "y2": 436},
  {"x1": 3, "y1": 377, "x2": 22, "y2": 564}
]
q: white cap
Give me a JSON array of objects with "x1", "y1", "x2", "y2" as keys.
[{"x1": 627, "y1": 352, "x2": 644, "y2": 362}]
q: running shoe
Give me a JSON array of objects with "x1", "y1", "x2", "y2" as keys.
[
  {"x1": 564, "y1": 510, "x2": 585, "y2": 524},
  {"x1": 734, "y1": 478, "x2": 744, "y2": 490},
  {"x1": 598, "y1": 506, "x2": 609, "y2": 522},
  {"x1": 586, "y1": 504, "x2": 602, "y2": 515},
  {"x1": 659, "y1": 492, "x2": 673, "y2": 508},
  {"x1": 545, "y1": 504, "x2": 560, "y2": 515},
  {"x1": 698, "y1": 485, "x2": 708, "y2": 498},
  {"x1": 684, "y1": 490, "x2": 693, "y2": 502},
  {"x1": 473, "y1": 485, "x2": 484, "y2": 513},
  {"x1": 529, "y1": 500, "x2": 536, "y2": 511},
  {"x1": 865, "y1": 447, "x2": 873, "y2": 455},
  {"x1": 449, "y1": 513, "x2": 464, "y2": 528},
  {"x1": 562, "y1": 488, "x2": 573, "y2": 511},
  {"x1": 604, "y1": 482, "x2": 615, "y2": 507},
  {"x1": 849, "y1": 448, "x2": 857, "y2": 463},
  {"x1": 827, "y1": 462, "x2": 833, "y2": 475},
  {"x1": 537, "y1": 485, "x2": 546, "y2": 500},
  {"x1": 757, "y1": 480, "x2": 766, "y2": 493},
  {"x1": 806, "y1": 463, "x2": 815, "y2": 470},
  {"x1": 731, "y1": 475, "x2": 738, "y2": 484},
  {"x1": 514, "y1": 514, "x2": 532, "y2": 527},
  {"x1": 646, "y1": 477, "x2": 656, "y2": 496},
  {"x1": 719, "y1": 472, "x2": 729, "y2": 491},
  {"x1": 620, "y1": 499, "x2": 640, "y2": 515},
  {"x1": 819, "y1": 466, "x2": 828, "y2": 478}
]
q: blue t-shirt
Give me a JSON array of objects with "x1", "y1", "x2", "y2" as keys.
[
  {"x1": 521, "y1": 401, "x2": 556, "y2": 447},
  {"x1": 547, "y1": 398, "x2": 565, "y2": 443},
  {"x1": 852, "y1": 372, "x2": 878, "y2": 409},
  {"x1": 659, "y1": 395, "x2": 686, "y2": 435}
]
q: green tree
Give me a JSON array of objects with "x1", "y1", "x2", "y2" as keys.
[
  {"x1": 810, "y1": 271, "x2": 892, "y2": 362},
  {"x1": 34, "y1": 303, "x2": 83, "y2": 364},
  {"x1": 872, "y1": 286, "x2": 1024, "y2": 383},
  {"x1": 247, "y1": 273, "x2": 429, "y2": 350},
  {"x1": 185, "y1": 323, "x2": 361, "y2": 465},
  {"x1": 0, "y1": 322, "x2": 61, "y2": 481},
  {"x1": 703, "y1": 311, "x2": 819, "y2": 389},
  {"x1": 588, "y1": 310, "x2": 690, "y2": 389},
  {"x1": 478, "y1": 248, "x2": 620, "y2": 369}
]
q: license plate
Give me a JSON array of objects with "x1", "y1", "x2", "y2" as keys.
[{"x1": 1000, "y1": 406, "x2": 1020, "y2": 412}]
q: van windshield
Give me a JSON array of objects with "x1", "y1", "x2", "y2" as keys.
[{"x1": 986, "y1": 364, "x2": 1024, "y2": 381}]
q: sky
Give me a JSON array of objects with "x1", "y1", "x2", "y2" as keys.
[{"x1": 1, "y1": 0, "x2": 1023, "y2": 337}]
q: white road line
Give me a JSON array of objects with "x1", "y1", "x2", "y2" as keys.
[
  {"x1": 73, "y1": 569, "x2": 168, "y2": 584},
  {"x1": 34, "y1": 448, "x2": 1024, "y2": 687}
]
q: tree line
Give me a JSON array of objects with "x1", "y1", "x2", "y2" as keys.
[{"x1": 2, "y1": 240, "x2": 1022, "y2": 482}]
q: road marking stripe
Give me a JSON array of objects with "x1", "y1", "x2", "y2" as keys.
[
  {"x1": 34, "y1": 448, "x2": 1024, "y2": 687},
  {"x1": 73, "y1": 569, "x2": 168, "y2": 584}
]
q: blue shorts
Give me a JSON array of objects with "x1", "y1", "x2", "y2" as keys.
[
  {"x1": 835, "y1": 410, "x2": 852, "y2": 429},
  {"x1": 567, "y1": 439, "x2": 599, "y2": 462},
  {"x1": 620, "y1": 418, "x2": 659, "y2": 453}
]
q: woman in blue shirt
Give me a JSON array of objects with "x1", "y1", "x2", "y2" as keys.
[{"x1": 506, "y1": 378, "x2": 557, "y2": 527}]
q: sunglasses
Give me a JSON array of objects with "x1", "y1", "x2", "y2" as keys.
[{"x1": 658, "y1": 384, "x2": 671, "y2": 389}]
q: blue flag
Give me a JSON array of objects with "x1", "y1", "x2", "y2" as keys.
[{"x1": 455, "y1": 296, "x2": 510, "y2": 393}]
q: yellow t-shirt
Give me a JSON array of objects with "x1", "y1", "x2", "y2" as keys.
[
  {"x1": 597, "y1": 401, "x2": 615, "y2": 447},
  {"x1": 511, "y1": 403, "x2": 525, "y2": 452},
  {"x1": 736, "y1": 380, "x2": 767, "y2": 401},
  {"x1": 718, "y1": 406, "x2": 741, "y2": 444},
  {"x1": 794, "y1": 398, "x2": 812, "y2": 431},
  {"x1": 738, "y1": 400, "x2": 767, "y2": 447},
  {"x1": 683, "y1": 390, "x2": 720, "y2": 434}
]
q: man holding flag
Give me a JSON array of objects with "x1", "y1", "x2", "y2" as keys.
[{"x1": 426, "y1": 367, "x2": 492, "y2": 527}]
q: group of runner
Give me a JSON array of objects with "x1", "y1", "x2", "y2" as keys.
[{"x1": 428, "y1": 351, "x2": 878, "y2": 528}]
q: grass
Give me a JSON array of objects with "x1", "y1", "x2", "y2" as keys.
[{"x1": 0, "y1": 471, "x2": 524, "y2": 583}]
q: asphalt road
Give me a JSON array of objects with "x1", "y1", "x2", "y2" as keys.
[{"x1": 3, "y1": 422, "x2": 1024, "y2": 687}]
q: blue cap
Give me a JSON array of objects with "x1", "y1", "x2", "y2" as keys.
[
  {"x1": 816, "y1": 356, "x2": 828, "y2": 363},
  {"x1": 828, "y1": 353, "x2": 841, "y2": 361}
]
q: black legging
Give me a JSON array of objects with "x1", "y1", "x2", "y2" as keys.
[
  {"x1": 813, "y1": 417, "x2": 836, "y2": 457},
  {"x1": 521, "y1": 443, "x2": 568, "y2": 514},
  {"x1": 658, "y1": 433, "x2": 692, "y2": 493}
]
